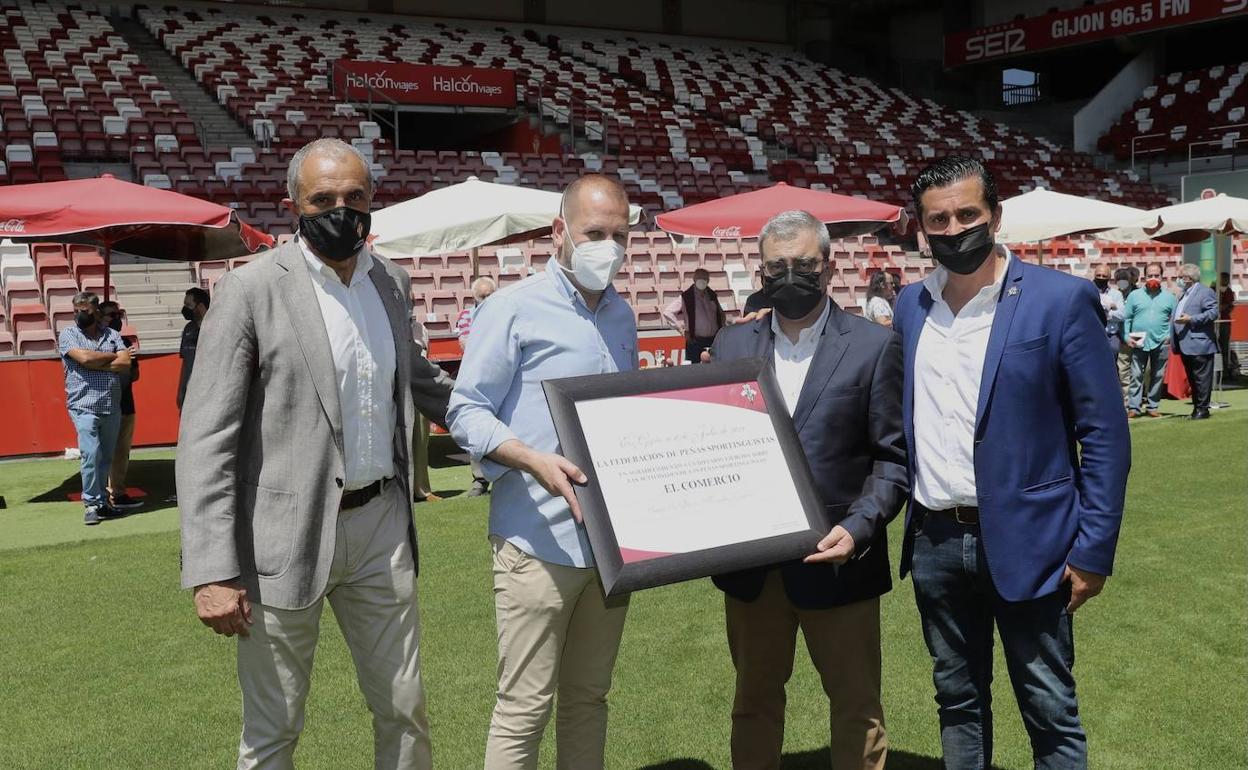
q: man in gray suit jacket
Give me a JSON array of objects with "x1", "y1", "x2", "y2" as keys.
[
  {"x1": 1172, "y1": 262, "x2": 1219, "y2": 420},
  {"x1": 177, "y1": 138, "x2": 453, "y2": 770}
]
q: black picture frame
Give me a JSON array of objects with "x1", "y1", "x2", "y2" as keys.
[{"x1": 543, "y1": 358, "x2": 828, "y2": 596}]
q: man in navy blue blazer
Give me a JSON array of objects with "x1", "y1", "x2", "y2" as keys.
[
  {"x1": 710, "y1": 210, "x2": 908, "y2": 770},
  {"x1": 1171, "y1": 262, "x2": 1220, "y2": 419},
  {"x1": 894, "y1": 156, "x2": 1130, "y2": 770}
]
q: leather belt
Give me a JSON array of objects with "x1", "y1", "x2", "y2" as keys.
[
  {"x1": 341, "y1": 478, "x2": 391, "y2": 510},
  {"x1": 920, "y1": 503, "x2": 980, "y2": 525}
]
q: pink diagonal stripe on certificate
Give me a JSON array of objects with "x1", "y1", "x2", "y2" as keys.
[
  {"x1": 619, "y1": 547, "x2": 675, "y2": 564},
  {"x1": 639, "y1": 381, "x2": 768, "y2": 413}
]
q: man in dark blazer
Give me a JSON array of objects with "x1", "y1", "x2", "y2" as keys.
[
  {"x1": 710, "y1": 209, "x2": 908, "y2": 770},
  {"x1": 895, "y1": 156, "x2": 1131, "y2": 769},
  {"x1": 1171, "y1": 262, "x2": 1220, "y2": 419}
]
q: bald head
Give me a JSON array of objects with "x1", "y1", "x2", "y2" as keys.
[
  {"x1": 552, "y1": 175, "x2": 632, "y2": 283},
  {"x1": 559, "y1": 175, "x2": 630, "y2": 225}
]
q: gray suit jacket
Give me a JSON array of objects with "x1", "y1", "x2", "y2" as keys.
[
  {"x1": 176, "y1": 243, "x2": 453, "y2": 610},
  {"x1": 1172, "y1": 282, "x2": 1219, "y2": 356}
]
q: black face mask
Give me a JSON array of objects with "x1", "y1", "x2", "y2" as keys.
[
  {"x1": 762, "y1": 268, "x2": 825, "y2": 320},
  {"x1": 299, "y1": 206, "x2": 370, "y2": 262},
  {"x1": 107, "y1": 317, "x2": 123, "y2": 332},
  {"x1": 181, "y1": 306, "x2": 196, "y2": 322},
  {"x1": 75, "y1": 311, "x2": 96, "y2": 329},
  {"x1": 1094, "y1": 278, "x2": 1109, "y2": 291},
  {"x1": 926, "y1": 221, "x2": 996, "y2": 275}
]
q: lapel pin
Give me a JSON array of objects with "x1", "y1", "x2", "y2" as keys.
[
  {"x1": 1007, "y1": 286, "x2": 1020, "y2": 297},
  {"x1": 392, "y1": 288, "x2": 403, "y2": 302}
]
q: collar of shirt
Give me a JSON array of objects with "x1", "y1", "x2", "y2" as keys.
[
  {"x1": 545, "y1": 254, "x2": 620, "y2": 311},
  {"x1": 921, "y1": 247, "x2": 1012, "y2": 312},
  {"x1": 296, "y1": 234, "x2": 372, "y2": 287},
  {"x1": 770, "y1": 298, "x2": 831, "y2": 359}
]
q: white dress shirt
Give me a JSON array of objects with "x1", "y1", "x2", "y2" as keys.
[
  {"x1": 298, "y1": 237, "x2": 397, "y2": 490},
  {"x1": 912, "y1": 252, "x2": 1011, "y2": 510},
  {"x1": 771, "y1": 300, "x2": 831, "y2": 415}
]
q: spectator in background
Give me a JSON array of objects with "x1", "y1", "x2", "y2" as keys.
[
  {"x1": 410, "y1": 316, "x2": 441, "y2": 503},
  {"x1": 177, "y1": 288, "x2": 209, "y2": 411},
  {"x1": 863, "y1": 270, "x2": 895, "y2": 327},
  {"x1": 59, "y1": 291, "x2": 132, "y2": 525},
  {"x1": 98, "y1": 301, "x2": 143, "y2": 511},
  {"x1": 456, "y1": 276, "x2": 497, "y2": 497},
  {"x1": 1112, "y1": 267, "x2": 1137, "y2": 401},
  {"x1": 661, "y1": 267, "x2": 726, "y2": 364},
  {"x1": 1093, "y1": 264, "x2": 1125, "y2": 356},
  {"x1": 1172, "y1": 263, "x2": 1219, "y2": 420},
  {"x1": 1218, "y1": 271, "x2": 1235, "y2": 376},
  {"x1": 1123, "y1": 263, "x2": 1176, "y2": 418}
]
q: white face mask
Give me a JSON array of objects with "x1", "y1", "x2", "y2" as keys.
[
  {"x1": 562, "y1": 237, "x2": 626, "y2": 291},
  {"x1": 1117, "y1": 279, "x2": 1129, "y2": 291},
  {"x1": 694, "y1": 279, "x2": 709, "y2": 291}
]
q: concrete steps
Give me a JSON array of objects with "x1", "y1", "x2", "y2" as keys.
[
  {"x1": 110, "y1": 13, "x2": 257, "y2": 150},
  {"x1": 111, "y1": 258, "x2": 196, "y2": 352}
]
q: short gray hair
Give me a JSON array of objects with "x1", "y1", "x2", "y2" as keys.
[
  {"x1": 471, "y1": 276, "x2": 497, "y2": 300},
  {"x1": 758, "y1": 210, "x2": 831, "y2": 259},
  {"x1": 72, "y1": 291, "x2": 99, "y2": 307},
  {"x1": 1180, "y1": 263, "x2": 1203, "y2": 282},
  {"x1": 286, "y1": 138, "x2": 374, "y2": 201}
]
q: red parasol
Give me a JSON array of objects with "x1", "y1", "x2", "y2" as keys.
[
  {"x1": 0, "y1": 174, "x2": 274, "y2": 300},
  {"x1": 655, "y1": 182, "x2": 907, "y2": 241}
]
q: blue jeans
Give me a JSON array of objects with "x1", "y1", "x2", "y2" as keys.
[
  {"x1": 1128, "y1": 345, "x2": 1169, "y2": 412},
  {"x1": 69, "y1": 408, "x2": 122, "y2": 507},
  {"x1": 911, "y1": 512, "x2": 1085, "y2": 770}
]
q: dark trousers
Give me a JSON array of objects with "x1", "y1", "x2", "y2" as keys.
[
  {"x1": 685, "y1": 335, "x2": 716, "y2": 364},
  {"x1": 910, "y1": 509, "x2": 1085, "y2": 770},
  {"x1": 1181, "y1": 352, "x2": 1215, "y2": 411}
]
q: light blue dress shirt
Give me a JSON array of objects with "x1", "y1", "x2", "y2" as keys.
[{"x1": 448, "y1": 258, "x2": 638, "y2": 567}]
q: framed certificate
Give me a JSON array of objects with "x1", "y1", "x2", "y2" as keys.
[{"x1": 543, "y1": 358, "x2": 828, "y2": 596}]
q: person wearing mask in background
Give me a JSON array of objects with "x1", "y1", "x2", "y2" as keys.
[
  {"x1": 1111, "y1": 267, "x2": 1136, "y2": 403},
  {"x1": 661, "y1": 267, "x2": 726, "y2": 364},
  {"x1": 1218, "y1": 271, "x2": 1235, "y2": 379},
  {"x1": 894, "y1": 156, "x2": 1129, "y2": 770},
  {"x1": 177, "y1": 287, "x2": 210, "y2": 411},
  {"x1": 1123, "y1": 264, "x2": 1176, "y2": 418},
  {"x1": 889, "y1": 272, "x2": 903, "y2": 299},
  {"x1": 448, "y1": 175, "x2": 636, "y2": 770},
  {"x1": 863, "y1": 270, "x2": 896, "y2": 327},
  {"x1": 1093, "y1": 265, "x2": 1125, "y2": 357},
  {"x1": 59, "y1": 292, "x2": 132, "y2": 525},
  {"x1": 410, "y1": 315, "x2": 442, "y2": 504},
  {"x1": 709, "y1": 210, "x2": 907, "y2": 770},
  {"x1": 98, "y1": 301, "x2": 143, "y2": 511},
  {"x1": 456, "y1": 276, "x2": 497, "y2": 497},
  {"x1": 1171, "y1": 263, "x2": 1219, "y2": 420}
]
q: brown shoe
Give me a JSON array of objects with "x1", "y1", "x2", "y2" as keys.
[
  {"x1": 1127, "y1": 409, "x2": 1141, "y2": 418},
  {"x1": 424, "y1": 493, "x2": 444, "y2": 503},
  {"x1": 1146, "y1": 410, "x2": 1161, "y2": 418}
]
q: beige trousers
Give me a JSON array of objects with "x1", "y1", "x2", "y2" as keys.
[
  {"x1": 725, "y1": 570, "x2": 887, "y2": 770},
  {"x1": 484, "y1": 537, "x2": 630, "y2": 770},
  {"x1": 1117, "y1": 345, "x2": 1132, "y2": 404},
  {"x1": 236, "y1": 482, "x2": 431, "y2": 770},
  {"x1": 107, "y1": 413, "x2": 135, "y2": 495},
  {"x1": 412, "y1": 415, "x2": 432, "y2": 498}
]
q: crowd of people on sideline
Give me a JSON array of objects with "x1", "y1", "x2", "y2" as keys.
[{"x1": 48, "y1": 136, "x2": 1239, "y2": 769}]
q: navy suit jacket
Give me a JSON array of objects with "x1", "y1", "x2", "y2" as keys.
[
  {"x1": 894, "y1": 256, "x2": 1131, "y2": 602},
  {"x1": 709, "y1": 302, "x2": 909, "y2": 609},
  {"x1": 1172, "y1": 282, "x2": 1219, "y2": 356}
]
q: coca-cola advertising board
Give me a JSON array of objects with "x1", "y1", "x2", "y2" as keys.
[{"x1": 334, "y1": 60, "x2": 516, "y2": 107}]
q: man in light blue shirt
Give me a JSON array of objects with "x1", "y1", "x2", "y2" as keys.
[
  {"x1": 1123, "y1": 263, "x2": 1177, "y2": 417},
  {"x1": 59, "y1": 291, "x2": 132, "y2": 525},
  {"x1": 448, "y1": 175, "x2": 636, "y2": 769}
]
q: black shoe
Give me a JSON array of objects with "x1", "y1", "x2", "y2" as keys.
[
  {"x1": 467, "y1": 478, "x2": 490, "y2": 497},
  {"x1": 97, "y1": 504, "x2": 127, "y2": 519},
  {"x1": 1189, "y1": 409, "x2": 1211, "y2": 420},
  {"x1": 110, "y1": 493, "x2": 144, "y2": 510}
]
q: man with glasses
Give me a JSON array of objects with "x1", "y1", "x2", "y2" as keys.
[
  {"x1": 1123, "y1": 263, "x2": 1176, "y2": 418},
  {"x1": 708, "y1": 209, "x2": 907, "y2": 769}
]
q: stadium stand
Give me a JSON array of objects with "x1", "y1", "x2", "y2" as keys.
[
  {"x1": 1101, "y1": 62, "x2": 1248, "y2": 163},
  {"x1": 0, "y1": 0, "x2": 1234, "y2": 360}
]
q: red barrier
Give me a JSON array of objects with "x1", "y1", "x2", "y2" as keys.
[{"x1": 0, "y1": 353, "x2": 184, "y2": 458}]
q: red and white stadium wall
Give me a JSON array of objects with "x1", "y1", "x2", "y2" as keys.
[{"x1": 0, "y1": 331, "x2": 691, "y2": 458}]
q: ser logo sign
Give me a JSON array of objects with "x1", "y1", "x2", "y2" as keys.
[{"x1": 963, "y1": 27, "x2": 1026, "y2": 62}]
